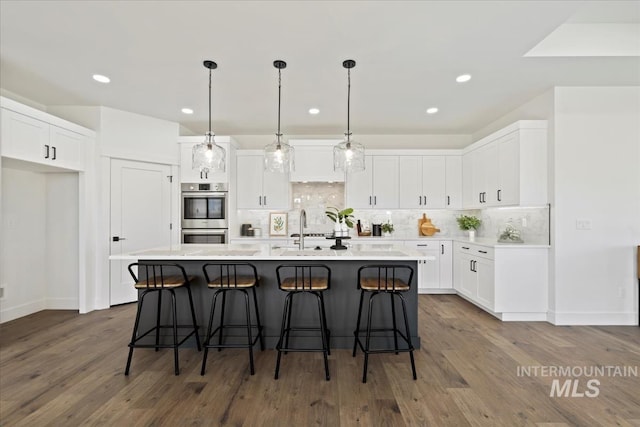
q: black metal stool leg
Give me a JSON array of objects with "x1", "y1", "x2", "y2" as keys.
[
  {"x1": 252, "y1": 287, "x2": 265, "y2": 351},
  {"x1": 218, "y1": 291, "x2": 227, "y2": 351},
  {"x1": 186, "y1": 285, "x2": 201, "y2": 351},
  {"x1": 155, "y1": 290, "x2": 162, "y2": 351},
  {"x1": 319, "y1": 292, "x2": 331, "y2": 356},
  {"x1": 316, "y1": 292, "x2": 330, "y2": 381},
  {"x1": 284, "y1": 292, "x2": 294, "y2": 354},
  {"x1": 201, "y1": 290, "x2": 220, "y2": 375},
  {"x1": 391, "y1": 292, "x2": 399, "y2": 354},
  {"x1": 125, "y1": 290, "x2": 147, "y2": 375},
  {"x1": 170, "y1": 290, "x2": 179, "y2": 376},
  {"x1": 363, "y1": 292, "x2": 378, "y2": 383},
  {"x1": 275, "y1": 292, "x2": 292, "y2": 380},
  {"x1": 399, "y1": 293, "x2": 417, "y2": 380},
  {"x1": 242, "y1": 289, "x2": 255, "y2": 375},
  {"x1": 353, "y1": 289, "x2": 365, "y2": 357}
]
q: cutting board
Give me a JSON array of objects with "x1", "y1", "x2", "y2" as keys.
[
  {"x1": 418, "y1": 214, "x2": 440, "y2": 236},
  {"x1": 418, "y1": 214, "x2": 428, "y2": 236}
]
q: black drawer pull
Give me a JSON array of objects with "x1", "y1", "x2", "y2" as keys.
[
  {"x1": 462, "y1": 246, "x2": 470, "y2": 250},
  {"x1": 478, "y1": 250, "x2": 488, "y2": 254}
]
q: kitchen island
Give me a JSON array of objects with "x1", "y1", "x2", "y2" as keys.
[{"x1": 111, "y1": 243, "x2": 430, "y2": 349}]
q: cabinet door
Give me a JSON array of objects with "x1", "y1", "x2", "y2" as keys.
[
  {"x1": 49, "y1": 125, "x2": 84, "y2": 171},
  {"x1": 497, "y1": 134, "x2": 519, "y2": 206},
  {"x1": 457, "y1": 253, "x2": 476, "y2": 298},
  {"x1": 481, "y1": 144, "x2": 499, "y2": 205},
  {"x1": 290, "y1": 145, "x2": 345, "y2": 182},
  {"x1": 421, "y1": 156, "x2": 446, "y2": 208},
  {"x1": 346, "y1": 156, "x2": 373, "y2": 208},
  {"x1": 439, "y1": 241, "x2": 453, "y2": 289},
  {"x1": 1, "y1": 108, "x2": 49, "y2": 163},
  {"x1": 462, "y1": 152, "x2": 475, "y2": 208},
  {"x1": 398, "y1": 157, "x2": 422, "y2": 208},
  {"x1": 445, "y1": 156, "x2": 462, "y2": 209},
  {"x1": 262, "y1": 169, "x2": 290, "y2": 209},
  {"x1": 476, "y1": 257, "x2": 495, "y2": 310},
  {"x1": 371, "y1": 156, "x2": 398, "y2": 208},
  {"x1": 236, "y1": 155, "x2": 264, "y2": 209}
]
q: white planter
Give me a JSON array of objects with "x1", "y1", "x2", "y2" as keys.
[{"x1": 468, "y1": 230, "x2": 476, "y2": 241}]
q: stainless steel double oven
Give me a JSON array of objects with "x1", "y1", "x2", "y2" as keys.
[{"x1": 181, "y1": 183, "x2": 228, "y2": 244}]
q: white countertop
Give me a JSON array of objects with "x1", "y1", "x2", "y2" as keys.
[{"x1": 110, "y1": 243, "x2": 433, "y2": 261}]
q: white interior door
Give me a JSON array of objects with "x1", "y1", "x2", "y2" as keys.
[{"x1": 110, "y1": 159, "x2": 172, "y2": 305}]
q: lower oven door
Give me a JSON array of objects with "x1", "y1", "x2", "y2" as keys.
[{"x1": 181, "y1": 229, "x2": 228, "y2": 244}]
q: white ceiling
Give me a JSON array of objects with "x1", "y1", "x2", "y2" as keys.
[{"x1": 1, "y1": 1, "x2": 639, "y2": 141}]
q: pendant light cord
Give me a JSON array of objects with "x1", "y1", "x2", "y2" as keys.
[
  {"x1": 347, "y1": 67, "x2": 351, "y2": 142},
  {"x1": 208, "y1": 67, "x2": 212, "y2": 135},
  {"x1": 277, "y1": 68, "x2": 282, "y2": 143}
]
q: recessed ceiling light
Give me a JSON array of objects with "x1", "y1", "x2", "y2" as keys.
[
  {"x1": 181, "y1": 108, "x2": 194, "y2": 114},
  {"x1": 456, "y1": 74, "x2": 472, "y2": 83},
  {"x1": 426, "y1": 107, "x2": 439, "y2": 114},
  {"x1": 92, "y1": 74, "x2": 110, "y2": 83},
  {"x1": 308, "y1": 108, "x2": 320, "y2": 115}
]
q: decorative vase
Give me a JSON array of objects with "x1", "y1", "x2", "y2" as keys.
[
  {"x1": 383, "y1": 231, "x2": 391, "y2": 237},
  {"x1": 468, "y1": 230, "x2": 476, "y2": 241}
]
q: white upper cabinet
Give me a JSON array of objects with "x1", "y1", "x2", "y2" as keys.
[
  {"x1": 445, "y1": 156, "x2": 462, "y2": 209},
  {"x1": 289, "y1": 140, "x2": 345, "y2": 182},
  {"x1": 398, "y1": 156, "x2": 446, "y2": 209},
  {"x1": 178, "y1": 136, "x2": 233, "y2": 183},
  {"x1": 346, "y1": 155, "x2": 398, "y2": 209},
  {"x1": 1, "y1": 106, "x2": 86, "y2": 171},
  {"x1": 236, "y1": 153, "x2": 290, "y2": 209},
  {"x1": 462, "y1": 121, "x2": 547, "y2": 208}
]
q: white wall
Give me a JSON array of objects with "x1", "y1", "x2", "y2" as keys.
[
  {"x1": 550, "y1": 86, "x2": 640, "y2": 325},
  {"x1": 0, "y1": 167, "x2": 47, "y2": 322}
]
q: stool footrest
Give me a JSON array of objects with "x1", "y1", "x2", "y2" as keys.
[{"x1": 204, "y1": 324, "x2": 263, "y2": 349}]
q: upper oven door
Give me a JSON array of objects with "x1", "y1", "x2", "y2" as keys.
[{"x1": 181, "y1": 191, "x2": 228, "y2": 228}]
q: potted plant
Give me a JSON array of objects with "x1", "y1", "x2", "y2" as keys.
[
  {"x1": 325, "y1": 207, "x2": 355, "y2": 236},
  {"x1": 456, "y1": 215, "x2": 481, "y2": 241},
  {"x1": 381, "y1": 221, "x2": 394, "y2": 236}
]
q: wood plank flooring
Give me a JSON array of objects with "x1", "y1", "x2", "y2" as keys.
[{"x1": 1, "y1": 295, "x2": 639, "y2": 426}]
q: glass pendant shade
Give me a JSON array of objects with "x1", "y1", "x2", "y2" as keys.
[
  {"x1": 334, "y1": 59, "x2": 365, "y2": 173},
  {"x1": 193, "y1": 60, "x2": 225, "y2": 173},
  {"x1": 264, "y1": 137, "x2": 294, "y2": 173},
  {"x1": 334, "y1": 138, "x2": 365, "y2": 173},
  {"x1": 193, "y1": 131, "x2": 225, "y2": 173}
]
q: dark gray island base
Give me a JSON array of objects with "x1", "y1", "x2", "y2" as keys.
[{"x1": 135, "y1": 259, "x2": 420, "y2": 350}]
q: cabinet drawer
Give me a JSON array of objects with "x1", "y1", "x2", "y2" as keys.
[
  {"x1": 454, "y1": 241, "x2": 494, "y2": 260},
  {"x1": 409, "y1": 240, "x2": 440, "y2": 251}
]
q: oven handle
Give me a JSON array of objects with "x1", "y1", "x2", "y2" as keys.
[
  {"x1": 181, "y1": 229, "x2": 228, "y2": 235},
  {"x1": 181, "y1": 192, "x2": 227, "y2": 197}
]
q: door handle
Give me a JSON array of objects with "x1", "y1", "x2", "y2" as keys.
[
  {"x1": 418, "y1": 196, "x2": 422, "y2": 205},
  {"x1": 52, "y1": 146, "x2": 56, "y2": 160},
  {"x1": 374, "y1": 196, "x2": 377, "y2": 205},
  {"x1": 369, "y1": 196, "x2": 372, "y2": 206},
  {"x1": 112, "y1": 236, "x2": 127, "y2": 242}
]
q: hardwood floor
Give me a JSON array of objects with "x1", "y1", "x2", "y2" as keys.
[{"x1": 1, "y1": 295, "x2": 639, "y2": 426}]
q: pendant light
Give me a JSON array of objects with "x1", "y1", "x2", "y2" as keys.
[
  {"x1": 192, "y1": 60, "x2": 226, "y2": 173},
  {"x1": 334, "y1": 59, "x2": 365, "y2": 173},
  {"x1": 264, "y1": 60, "x2": 294, "y2": 173}
]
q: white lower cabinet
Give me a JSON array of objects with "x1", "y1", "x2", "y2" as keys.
[
  {"x1": 453, "y1": 241, "x2": 548, "y2": 321},
  {"x1": 405, "y1": 240, "x2": 454, "y2": 294}
]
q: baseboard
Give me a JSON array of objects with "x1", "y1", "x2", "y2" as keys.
[
  {"x1": 499, "y1": 312, "x2": 548, "y2": 322},
  {"x1": 46, "y1": 298, "x2": 79, "y2": 310},
  {"x1": 0, "y1": 299, "x2": 46, "y2": 323},
  {"x1": 548, "y1": 310, "x2": 638, "y2": 326},
  {"x1": 418, "y1": 289, "x2": 457, "y2": 295}
]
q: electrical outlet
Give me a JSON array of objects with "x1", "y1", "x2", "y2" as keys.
[{"x1": 576, "y1": 219, "x2": 592, "y2": 230}]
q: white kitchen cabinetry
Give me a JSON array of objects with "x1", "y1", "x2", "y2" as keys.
[
  {"x1": 462, "y1": 121, "x2": 547, "y2": 208},
  {"x1": 398, "y1": 156, "x2": 446, "y2": 209},
  {"x1": 178, "y1": 137, "x2": 233, "y2": 183},
  {"x1": 445, "y1": 156, "x2": 462, "y2": 209},
  {"x1": 289, "y1": 140, "x2": 345, "y2": 182},
  {"x1": 1, "y1": 108, "x2": 85, "y2": 171},
  {"x1": 236, "y1": 153, "x2": 290, "y2": 209},
  {"x1": 405, "y1": 240, "x2": 454, "y2": 294},
  {"x1": 453, "y1": 241, "x2": 548, "y2": 321},
  {"x1": 346, "y1": 155, "x2": 398, "y2": 209}
]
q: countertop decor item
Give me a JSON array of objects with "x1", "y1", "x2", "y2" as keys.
[
  {"x1": 333, "y1": 59, "x2": 365, "y2": 173},
  {"x1": 418, "y1": 214, "x2": 440, "y2": 236},
  {"x1": 326, "y1": 207, "x2": 355, "y2": 237},
  {"x1": 381, "y1": 221, "x2": 394, "y2": 236},
  {"x1": 264, "y1": 60, "x2": 294, "y2": 173},
  {"x1": 457, "y1": 215, "x2": 481, "y2": 241},
  {"x1": 498, "y1": 221, "x2": 524, "y2": 243},
  {"x1": 192, "y1": 60, "x2": 226, "y2": 173},
  {"x1": 269, "y1": 212, "x2": 288, "y2": 236}
]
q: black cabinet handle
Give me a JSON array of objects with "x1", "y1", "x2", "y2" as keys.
[
  {"x1": 479, "y1": 250, "x2": 488, "y2": 254},
  {"x1": 258, "y1": 196, "x2": 262, "y2": 205},
  {"x1": 52, "y1": 146, "x2": 56, "y2": 160},
  {"x1": 497, "y1": 189, "x2": 502, "y2": 202},
  {"x1": 112, "y1": 236, "x2": 126, "y2": 242},
  {"x1": 447, "y1": 195, "x2": 450, "y2": 206},
  {"x1": 462, "y1": 246, "x2": 470, "y2": 250},
  {"x1": 479, "y1": 192, "x2": 482, "y2": 203},
  {"x1": 469, "y1": 260, "x2": 474, "y2": 271},
  {"x1": 441, "y1": 244, "x2": 444, "y2": 255},
  {"x1": 374, "y1": 196, "x2": 377, "y2": 205},
  {"x1": 44, "y1": 145, "x2": 50, "y2": 159},
  {"x1": 369, "y1": 196, "x2": 372, "y2": 205},
  {"x1": 263, "y1": 195, "x2": 267, "y2": 205},
  {"x1": 473, "y1": 260, "x2": 477, "y2": 271},
  {"x1": 418, "y1": 196, "x2": 422, "y2": 205}
]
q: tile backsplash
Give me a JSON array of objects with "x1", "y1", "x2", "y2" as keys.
[{"x1": 234, "y1": 183, "x2": 549, "y2": 244}]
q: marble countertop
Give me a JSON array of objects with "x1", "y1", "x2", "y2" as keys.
[{"x1": 110, "y1": 243, "x2": 433, "y2": 261}]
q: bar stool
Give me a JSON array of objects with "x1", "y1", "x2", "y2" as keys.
[
  {"x1": 352, "y1": 264, "x2": 417, "y2": 383},
  {"x1": 274, "y1": 264, "x2": 331, "y2": 381},
  {"x1": 200, "y1": 262, "x2": 264, "y2": 375},
  {"x1": 125, "y1": 262, "x2": 201, "y2": 376}
]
